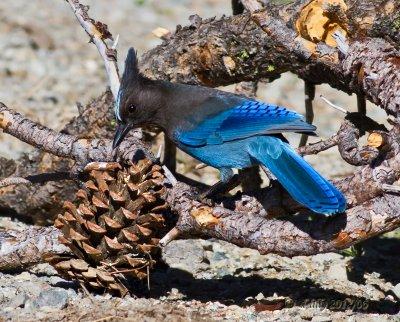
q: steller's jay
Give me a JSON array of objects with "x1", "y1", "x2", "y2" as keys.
[{"x1": 113, "y1": 48, "x2": 346, "y2": 214}]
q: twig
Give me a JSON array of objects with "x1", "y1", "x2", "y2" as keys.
[
  {"x1": 297, "y1": 135, "x2": 339, "y2": 156},
  {"x1": 159, "y1": 227, "x2": 181, "y2": 247},
  {"x1": 0, "y1": 172, "x2": 71, "y2": 188},
  {"x1": 156, "y1": 143, "x2": 164, "y2": 162},
  {"x1": 241, "y1": 0, "x2": 263, "y2": 12},
  {"x1": 65, "y1": 0, "x2": 120, "y2": 99},
  {"x1": 0, "y1": 177, "x2": 32, "y2": 188},
  {"x1": 111, "y1": 34, "x2": 119, "y2": 50},
  {"x1": 0, "y1": 227, "x2": 70, "y2": 271},
  {"x1": 0, "y1": 103, "x2": 153, "y2": 167},
  {"x1": 382, "y1": 184, "x2": 400, "y2": 194},
  {"x1": 162, "y1": 165, "x2": 178, "y2": 186},
  {"x1": 319, "y1": 95, "x2": 348, "y2": 114}
]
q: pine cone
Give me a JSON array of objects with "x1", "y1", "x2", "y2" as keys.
[{"x1": 45, "y1": 159, "x2": 171, "y2": 296}]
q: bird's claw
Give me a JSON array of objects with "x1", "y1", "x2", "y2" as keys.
[{"x1": 195, "y1": 193, "x2": 216, "y2": 207}]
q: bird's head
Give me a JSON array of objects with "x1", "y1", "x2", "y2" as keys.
[{"x1": 113, "y1": 48, "x2": 156, "y2": 149}]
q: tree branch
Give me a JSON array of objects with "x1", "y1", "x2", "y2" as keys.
[
  {"x1": 0, "y1": 0, "x2": 399, "y2": 267},
  {"x1": 0, "y1": 103, "x2": 152, "y2": 166},
  {"x1": 141, "y1": 1, "x2": 399, "y2": 115},
  {"x1": 0, "y1": 226, "x2": 70, "y2": 271},
  {"x1": 168, "y1": 184, "x2": 400, "y2": 257},
  {"x1": 0, "y1": 103, "x2": 399, "y2": 266},
  {"x1": 65, "y1": 0, "x2": 120, "y2": 99}
]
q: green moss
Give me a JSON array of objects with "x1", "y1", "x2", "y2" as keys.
[
  {"x1": 393, "y1": 18, "x2": 400, "y2": 30},
  {"x1": 237, "y1": 49, "x2": 250, "y2": 60},
  {"x1": 340, "y1": 244, "x2": 363, "y2": 257},
  {"x1": 110, "y1": 119, "x2": 116, "y2": 128},
  {"x1": 266, "y1": 64, "x2": 276, "y2": 72}
]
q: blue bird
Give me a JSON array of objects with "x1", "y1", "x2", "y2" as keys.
[{"x1": 113, "y1": 48, "x2": 346, "y2": 214}]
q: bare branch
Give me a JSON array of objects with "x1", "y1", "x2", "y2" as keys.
[
  {"x1": 0, "y1": 172, "x2": 71, "y2": 188},
  {"x1": 0, "y1": 177, "x2": 31, "y2": 188},
  {"x1": 65, "y1": 0, "x2": 120, "y2": 99},
  {"x1": 142, "y1": 2, "x2": 399, "y2": 115},
  {"x1": 0, "y1": 227, "x2": 70, "y2": 271},
  {"x1": 297, "y1": 135, "x2": 339, "y2": 156},
  {"x1": 241, "y1": 0, "x2": 263, "y2": 12},
  {"x1": 0, "y1": 103, "x2": 152, "y2": 166},
  {"x1": 0, "y1": 103, "x2": 399, "y2": 264},
  {"x1": 168, "y1": 184, "x2": 400, "y2": 257}
]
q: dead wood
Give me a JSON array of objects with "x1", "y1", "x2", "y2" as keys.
[{"x1": 0, "y1": 0, "x2": 399, "y2": 268}]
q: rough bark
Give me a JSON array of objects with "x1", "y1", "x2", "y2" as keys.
[
  {"x1": 0, "y1": 0, "x2": 399, "y2": 265},
  {"x1": 1, "y1": 0, "x2": 399, "y2": 221},
  {"x1": 169, "y1": 184, "x2": 400, "y2": 257},
  {"x1": 141, "y1": 0, "x2": 399, "y2": 115},
  {"x1": 0, "y1": 103, "x2": 399, "y2": 262},
  {"x1": 0, "y1": 226, "x2": 69, "y2": 271},
  {"x1": 0, "y1": 94, "x2": 148, "y2": 224}
]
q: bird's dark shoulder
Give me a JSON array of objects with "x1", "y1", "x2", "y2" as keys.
[{"x1": 160, "y1": 81, "x2": 246, "y2": 124}]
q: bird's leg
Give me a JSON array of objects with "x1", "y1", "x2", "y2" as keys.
[
  {"x1": 198, "y1": 168, "x2": 240, "y2": 203},
  {"x1": 299, "y1": 81, "x2": 316, "y2": 147}
]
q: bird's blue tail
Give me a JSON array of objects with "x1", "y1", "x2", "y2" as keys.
[{"x1": 248, "y1": 137, "x2": 346, "y2": 214}]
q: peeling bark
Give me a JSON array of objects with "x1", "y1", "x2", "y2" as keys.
[
  {"x1": 0, "y1": 103, "x2": 399, "y2": 262},
  {"x1": 141, "y1": 1, "x2": 399, "y2": 114},
  {"x1": 0, "y1": 226, "x2": 70, "y2": 271},
  {"x1": 0, "y1": 0, "x2": 399, "y2": 265},
  {"x1": 168, "y1": 183, "x2": 400, "y2": 257}
]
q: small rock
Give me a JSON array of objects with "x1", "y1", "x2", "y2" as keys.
[
  {"x1": 311, "y1": 316, "x2": 332, "y2": 322},
  {"x1": 312, "y1": 253, "x2": 343, "y2": 264},
  {"x1": 33, "y1": 289, "x2": 69, "y2": 309},
  {"x1": 9, "y1": 292, "x2": 28, "y2": 308},
  {"x1": 326, "y1": 263, "x2": 348, "y2": 281},
  {"x1": 392, "y1": 283, "x2": 400, "y2": 300},
  {"x1": 162, "y1": 240, "x2": 209, "y2": 275},
  {"x1": 29, "y1": 263, "x2": 58, "y2": 276},
  {"x1": 15, "y1": 271, "x2": 32, "y2": 281}
]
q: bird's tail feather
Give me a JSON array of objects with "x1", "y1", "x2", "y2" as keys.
[{"x1": 249, "y1": 137, "x2": 346, "y2": 214}]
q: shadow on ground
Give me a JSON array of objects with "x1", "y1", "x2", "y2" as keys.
[
  {"x1": 347, "y1": 236, "x2": 400, "y2": 286},
  {"x1": 147, "y1": 267, "x2": 399, "y2": 315}
]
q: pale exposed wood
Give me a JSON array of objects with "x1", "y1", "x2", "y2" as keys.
[{"x1": 65, "y1": 0, "x2": 120, "y2": 100}]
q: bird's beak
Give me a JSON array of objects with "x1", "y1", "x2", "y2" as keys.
[{"x1": 113, "y1": 122, "x2": 132, "y2": 149}]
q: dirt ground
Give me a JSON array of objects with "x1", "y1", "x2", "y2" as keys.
[{"x1": 0, "y1": 0, "x2": 399, "y2": 321}]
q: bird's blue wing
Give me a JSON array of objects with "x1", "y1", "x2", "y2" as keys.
[{"x1": 178, "y1": 100, "x2": 316, "y2": 147}]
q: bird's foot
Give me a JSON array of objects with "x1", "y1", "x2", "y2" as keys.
[
  {"x1": 195, "y1": 176, "x2": 239, "y2": 205},
  {"x1": 195, "y1": 192, "x2": 216, "y2": 207}
]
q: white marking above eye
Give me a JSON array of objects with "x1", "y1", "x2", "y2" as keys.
[{"x1": 115, "y1": 90, "x2": 123, "y2": 122}]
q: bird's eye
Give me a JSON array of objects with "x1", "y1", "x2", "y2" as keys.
[{"x1": 129, "y1": 105, "x2": 136, "y2": 113}]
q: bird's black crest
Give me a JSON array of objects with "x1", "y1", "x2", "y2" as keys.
[{"x1": 120, "y1": 47, "x2": 140, "y2": 90}]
